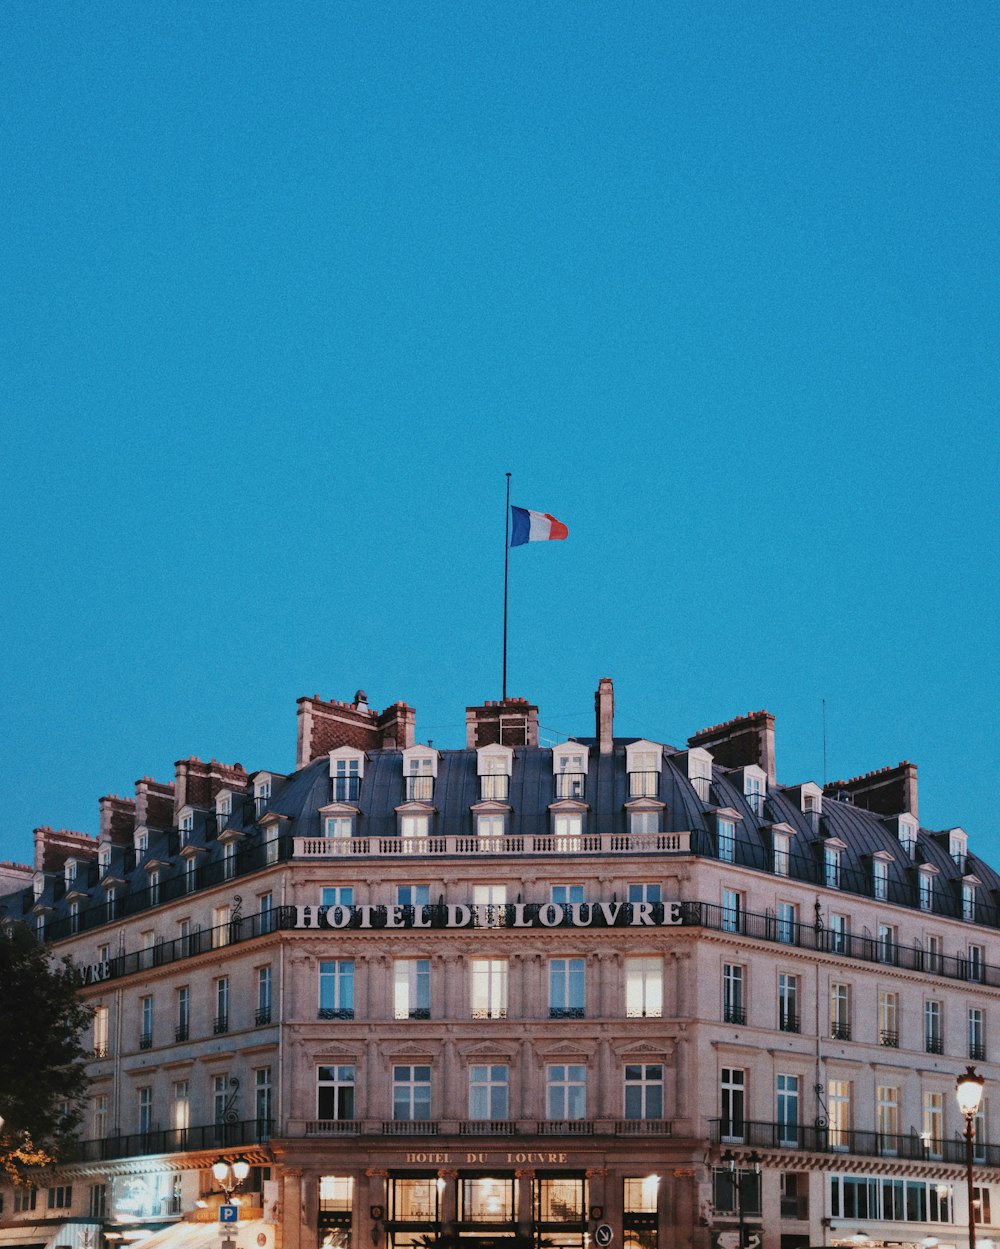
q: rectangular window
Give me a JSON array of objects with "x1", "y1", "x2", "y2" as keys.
[
  {"x1": 324, "y1": 816, "x2": 353, "y2": 839},
  {"x1": 831, "y1": 983, "x2": 851, "y2": 1040},
  {"x1": 397, "y1": 884, "x2": 431, "y2": 906},
  {"x1": 628, "y1": 809, "x2": 660, "y2": 835},
  {"x1": 319, "y1": 960, "x2": 355, "y2": 1019},
  {"x1": 212, "y1": 904, "x2": 230, "y2": 948},
  {"x1": 469, "y1": 1064, "x2": 509, "y2": 1120},
  {"x1": 213, "y1": 1074, "x2": 229, "y2": 1124},
  {"x1": 777, "y1": 1074, "x2": 799, "y2": 1146},
  {"x1": 718, "y1": 819, "x2": 736, "y2": 863},
  {"x1": 878, "y1": 924, "x2": 896, "y2": 963},
  {"x1": 720, "y1": 1067, "x2": 745, "y2": 1142},
  {"x1": 184, "y1": 858, "x2": 197, "y2": 894},
  {"x1": 222, "y1": 840, "x2": 238, "y2": 881},
  {"x1": 138, "y1": 1086, "x2": 153, "y2": 1135},
  {"x1": 626, "y1": 956, "x2": 663, "y2": 1018},
  {"x1": 968, "y1": 944, "x2": 985, "y2": 983},
  {"x1": 722, "y1": 888, "x2": 742, "y2": 934},
  {"x1": 400, "y1": 813, "x2": 430, "y2": 839},
  {"x1": 828, "y1": 1079, "x2": 851, "y2": 1150},
  {"x1": 773, "y1": 831, "x2": 790, "y2": 876},
  {"x1": 258, "y1": 891, "x2": 274, "y2": 932},
  {"x1": 472, "y1": 884, "x2": 507, "y2": 926},
  {"x1": 88, "y1": 1184, "x2": 107, "y2": 1219},
  {"x1": 389, "y1": 1178, "x2": 436, "y2": 1222},
  {"x1": 925, "y1": 1000, "x2": 943, "y2": 1053},
  {"x1": 624, "y1": 1063, "x2": 663, "y2": 1120},
  {"x1": 778, "y1": 973, "x2": 799, "y2": 1033},
  {"x1": 873, "y1": 858, "x2": 888, "y2": 901},
  {"x1": 394, "y1": 959, "x2": 431, "y2": 1019},
  {"x1": 479, "y1": 753, "x2": 510, "y2": 801},
  {"x1": 551, "y1": 884, "x2": 585, "y2": 904},
  {"x1": 333, "y1": 758, "x2": 360, "y2": 802},
  {"x1": 255, "y1": 1066, "x2": 272, "y2": 1127},
  {"x1": 173, "y1": 1080, "x2": 190, "y2": 1131},
  {"x1": 624, "y1": 1177, "x2": 660, "y2": 1214},
  {"x1": 317, "y1": 1065, "x2": 356, "y2": 1121},
  {"x1": 745, "y1": 774, "x2": 764, "y2": 817},
  {"x1": 214, "y1": 977, "x2": 230, "y2": 1034},
  {"x1": 919, "y1": 872, "x2": 934, "y2": 911},
  {"x1": 475, "y1": 812, "x2": 507, "y2": 838},
  {"x1": 879, "y1": 991, "x2": 899, "y2": 1047},
  {"x1": 876, "y1": 1086, "x2": 899, "y2": 1152},
  {"x1": 393, "y1": 1065, "x2": 431, "y2": 1121},
  {"x1": 974, "y1": 1187, "x2": 992, "y2": 1225},
  {"x1": 471, "y1": 959, "x2": 508, "y2": 1019},
  {"x1": 405, "y1": 755, "x2": 435, "y2": 802},
  {"x1": 554, "y1": 753, "x2": 586, "y2": 799},
  {"x1": 47, "y1": 1185, "x2": 73, "y2": 1210},
  {"x1": 925, "y1": 934, "x2": 943, "y2": 973},
  {"x1": 627, "y1": 883, "x2": 661, "y2": 904},
  {"x1": 140, "y1": 995, "x2": 153, "y2": 1049},
  {"x1": 461, "y1": 1177, "x2": 516, "y2": 1223},
  {"x1": 829, "y1": 912, "x2": 849, "y2": 954},
  {"x1": 552, "y1": 811, "x2": 583, "y2": 840},
  {"x1": 723, "y1": 963, "x2": 746, "y2": 1025},
  {"x1": 13, "y1": 1188, "x2": 37, "y2": 1214},
  {"x1": 546, "y1": 1064, "x2": 586, "y2": 1120},
  {"x1": 549, "y1": 958, "x2": 585, "y2": 1018},
  {"x1": 969, "y1": 1007, "x2": 986, "y2": 1060},
  {"x1": 93, "y1": 1004, "x2": 109, "y2": 1057},
  {"x1": 94, "y1": 1093, "x2": 108, "y2": 1140},
  {"x1": 321, "y1": 886, "x2": 354, "y2": 910},
  {"x1": 824, "y1": 845, "x2": 841, "y2": 888},
  {"x1": 777, "y1": 901, "x2": 797, "y2": 944},
  {"x1": 628, "y1": 750, "x2": 660, "y2": 797},
  {"x1": 536, "y1": 1178, "x2": 585, "y2": 1223},
  {"x1": 176, "y1": 985, "x2": 190, "y2": 1042},
  {"x1": 256, "y1": 966, "x2": 273, "y2": 1024},
  {"x1": 922, "y1": 1091, "x2": 944, "y2": 1158}
]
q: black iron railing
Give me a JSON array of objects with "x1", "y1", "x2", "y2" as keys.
[
  {"x1": 709, "y1": 1118, "x2": 1000, "y2": 1166},
  {"x1": 70, "y1": 1117, "x2": 272, "y2": 1163}
]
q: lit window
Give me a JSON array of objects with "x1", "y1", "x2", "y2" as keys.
[
  {"x1": 394, "y1": 959, "x2": 431, "y2": 1019},
  {"x1": 320, "y1": 1176, "x2": 355, "y2": 1214},
  {"x1": 922, "y1": 1090, "x2": 943, "y2": 1157},
  {"x1": 828, "y1": 1079, "x2": 850, "y2": 1150},
  {"x1": 537, "y1": 1178, "x2": 585, "y2": 1221},
  {"x1": 173, "y1": 1080, "x2": 190, "y2": 1131},
  {"x1": 626, "y1": 956, "x2": 663, "y2": 1018},
  {"x1": 93, "y1": 1005, "x2": 109, "y2": 1057},
  {"x1": 470, "y1": 959, "x2": 508, "y2": 1019},
  {"x1": 624, "y1": 1176, "x2": 660, "y2": 1213}
]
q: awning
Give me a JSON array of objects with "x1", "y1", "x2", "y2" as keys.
[{"x1": 124, "y1": 1220, "x2": 273, "y2": 1249}]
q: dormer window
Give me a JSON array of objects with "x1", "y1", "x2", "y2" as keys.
[
  {"x1": 178, "y1": 809, "x2": 194, "y2": 846},
  {"x1": 33, "y1": 874, "x2": 44, "y2": 901},
  {"x1": 214, "y1": 793, "x2": 232, "y2": 834},
  {"x1": 872, "y1": 853, "x2": 892, "y2": 902},
  {"x1": 948, "y1": 828, "x2": 968, "y2": 870},
  {"x1": 324, "y1": 814, "x2": 354, "y2": 840},
  {"x1": 685, "y1": 748, "x2": 713, "y2": 803},
  {"x1": 897, "y1": 818, "x2": 917, "y2": 858},
  {"x1": 135, "y1": 828, "x2": 148, "y2": 857},
  {"x1": 329, "y1": 748, "x2": 365, "y2": 803},
  {"x1": 716, "y1": 810, "x2": 741, "y2": 863},
  {"x1": 477, "y1": 746, "x2": 513, "y2": 802},
  {"x1": 64, "y1": 859, "x2": 78, "y2": 889},
  {"x1": 628, "y1": 809, "x2": 660, "y2": 835},
  {"x1": 771, "y1": 824, "x2": 796, "y2": 876},
  {"x1": 737, "y1": 765, "x2": 767, "y2": 818},
  {"x1": 626, "y1": 741, "x2": 661, "y2": 799},
  {"x1": 402, "y1": 747, "x2": 438, "y2": 803},
  {"x1": 962, "y1": 877, "x2": 980, "y2": 923},
  {"x1": 98, "y1": 845, "x2": 111, "y2": 875},
  {"x1": 824, "y1": 839, "x2": 847, "y2": 890},
  {"x1": 918, "y1": 865, "x2": 938, "y2": 912},
  {"x1": 552, "y1": 744, "x2": 588, "y2": 800},
  {"x1": 254, "y1": 777, "x2": 273, "y2": 816},
  {"x1": 149, "y1": 868, "x2": 160, "y2": 905}
]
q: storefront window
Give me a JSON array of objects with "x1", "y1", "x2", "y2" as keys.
[
  {"x1": 320, "y1": 1176, "x2": 354, "y2": 1212},
  {"x1": 390, "y1": 1178, "x2": 439, "y2": 1222},
  {"x1": 535, "y1": 1178, "x2": 585, "y2": 1223},
  {"x1": 460, "y1": 1177, "x2": 516, "y2": 1222},
  {"x1": 624, "y1": 1176, "x2": 659, "y2": 1213}
]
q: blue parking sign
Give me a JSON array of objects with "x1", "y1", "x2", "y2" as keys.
[{"x1": 219, "y1": 1205, "x2": 239, "y2": 1224}]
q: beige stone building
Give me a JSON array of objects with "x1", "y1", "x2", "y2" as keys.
[{"x1": 2, "y1": 680, "x2": 999, "y2": 1249}]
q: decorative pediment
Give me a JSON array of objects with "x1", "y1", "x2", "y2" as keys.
[
  {"x1": 458, "y1": 1039, "x2": 520, "y2": 1063},
  {"x1": 535, "y1": 1038, "x2": 597, "y2": 1063},
  {"x1": 382, "y1": 1041, "x2": 438, "y2": 1062}
]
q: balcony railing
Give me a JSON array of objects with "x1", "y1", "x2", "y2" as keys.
[
  {"x1": 831, "y1": 1022, "x2": 851, "y2": 1041},
  {"x1": 70, "y1": 1117, "x2": 272, "y2": 1163},
  {"x1": 926, "y1": 1035, "x2": 944, "y2": 1054},
  {"x1": 295, "y1": 830, "x2": 690, "y2": 859},
  {"x1": 139, "y1": 1033, "x2": 153, "y2": 1050},
  {"x1": 459, "y1": 1121, "x2": 517, "y2": 1136},
  {"x1": 538, "y1": 1121, "x2": 594, "y2": 1136},
  {"x1": 213, "y1": 1015, "x2": 229, "y2": 1035},
  {"x1": 255, "y1": 1008, "x2": 272, "y2": 1026},
  {"x1": 306, "y1": 1120, "x2": 362, "y2": 1135},
  {"x1": 879, "y1": 1030, "x2": 899, "y2": 1048},
  {"x1": 405, "y1": 776, "x2": 435, "y2": 803},
  {"x1": 970, "y1": 1042, "x2": 987, "y2": 1060},
  {"x1": 723, "y1": 1006, "x2": 747, "y2": 1025},
  {"x1": 709, "y1": 1118, "x2": 1000, "y2": 1165},
  {"x1": 318, "y1": 1007, "x2": 354, "y2": 1020},
  {"x1": 479, "y1": 776, "x2": 510, "y2": 802},
  {"x1": 549, "y1": 1007, "x2": 585, "y2": 1020},
  {"x1": 615, "y1": 1119, "x2": 673, "y2": 1135},
  {"x1": 627, "y1": 772, "x2": 660, "y2": 798},
  {"x1": 382, "y1": 1121, "x2": 438, "y2": 1136},
  {"x1": 554, "y1": 774, "x2": 586, "y2": 800},
  {"x1": 779, "y1": 1012, "x2": 800, "y2": 1033}
]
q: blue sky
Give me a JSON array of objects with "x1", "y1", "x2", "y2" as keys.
[{"x1": 1, "y1": 1, "x2": 997, "y2": 869}]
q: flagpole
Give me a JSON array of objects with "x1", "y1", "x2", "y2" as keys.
[{"x1": 503, "y1": 472, "x2": 511, "y2": 701}]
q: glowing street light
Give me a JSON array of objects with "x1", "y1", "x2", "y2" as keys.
[
  {"x1": 956, "y1": 1067, "x2": 986, "y2": 1249},
  {"x1": 212, "y1": 1157, "x2": 251, "y2": 1202}
]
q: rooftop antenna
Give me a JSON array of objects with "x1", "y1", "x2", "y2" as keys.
[{"x1": 822, "y1": 698, "x2": 828, "y2": 787}]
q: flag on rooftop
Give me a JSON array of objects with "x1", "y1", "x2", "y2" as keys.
[{"x1": 509, "y1": 506, "x2": 569, "y2": 546}]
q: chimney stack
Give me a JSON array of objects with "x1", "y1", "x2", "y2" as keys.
[
  {"x1": 595, "y1": 677, "x2": 614, "y2": 755},
  {"x1": 466, "y1": 698, "x2": 539, "y2": 749},
  {"x1": 824, "y1": 762, "x2": 918, "y2": 820},
  {"x1": 688, "y1": 710, "x2": 777, "y2": 786}
]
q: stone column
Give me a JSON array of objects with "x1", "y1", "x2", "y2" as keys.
[
  {"x1": 365, "y1": 1171, "x2": 387, "y2": 1249},
  {"x1": 670, "y1": 1167, "x2": 700, "y2": 1249},
  {"x1": 438, "y1": 1168, "x2": 458, "y2": 1244},
  {"x1": 282, "y1": 1169, "x2": 304, "y2": 1249},
  {"x1": 515, "y1": 1169, "x2": 534, "y2": 1243}
]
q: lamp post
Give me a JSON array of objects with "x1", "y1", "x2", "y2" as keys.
[
  {"x1": 721, "y1": 1151, "x2": 762, "y2": 1248},
  {"x1": 212, "y1": 1157, "x2": 251, "y2": 1203},
  {"x1": 956, "y1": 1067, "x2": 985, "y2": 1249}
]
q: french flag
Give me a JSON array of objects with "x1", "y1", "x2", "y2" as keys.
[{"x1": 510, "y1": 506, "x2": 569, "y2": 546}]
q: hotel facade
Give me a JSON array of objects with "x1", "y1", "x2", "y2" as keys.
[{"x1": 2, "y1": 680, "x2": 1000, "y2": 1249}]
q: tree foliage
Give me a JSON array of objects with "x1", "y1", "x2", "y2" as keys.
[{"x1": 0, "y1": 922, "x2": 93, "y2": 1183}]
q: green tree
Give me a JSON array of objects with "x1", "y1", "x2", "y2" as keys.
[{"x1": 0, "y1": 921, "x2": 93, "y2": 1183}]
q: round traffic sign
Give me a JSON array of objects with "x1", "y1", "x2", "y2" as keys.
[{"x1": 595, "y1": 1225, "x2": 614, "y2": 1247}]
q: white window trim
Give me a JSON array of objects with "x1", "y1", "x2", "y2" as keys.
[
  {"x1": 552, "y1": 742, "x2": 590, "y2": 776},
  {"x1": 402, "y1": 745, "x2": 440, "y2": 777},
  {"x1": 329, "y1": 746, "x2": 366, "y2": 779},
  {"x1": 476, "y1": 744, "x2": 513, "y2": 777}
]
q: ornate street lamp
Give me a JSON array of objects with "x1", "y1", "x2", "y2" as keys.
[
  {"x1": 212, "y1": 1156, "x2": 251, "y2": 1202},
  {"x1": 956, "y1": 1067, "x2": 985, "y2": 1249},
  {"x1": 721, "y1": 1151, "x2": 762, "y2": 1249}
]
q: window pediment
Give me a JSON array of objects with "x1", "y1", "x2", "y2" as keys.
[
  {"x1": 477, "y1": 745, "x2": 513, "y2": 776},
  {"x1": 547, "y1": 798, "x2": 589, "y2": 814},
  {"x1": 552, "y1": 742, "x2": 589, "y2": 775},
  {"x1": 395, "y1": 800, "x2": 437, "y2": 815},
  {"x1": 320, "y1": 801, "x2": 361, "y2": 817},
  {"x1": 470, "y1": 799, "x2": 512, "y2": 815},
  {"x1": 623, "y1": 796, "x2": 666, "y2": 812}
]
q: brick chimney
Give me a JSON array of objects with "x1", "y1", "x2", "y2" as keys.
[
  {"x1": 296, "y1": 692, "x2": 416, "y2": 767},
  {"x1": 466, "y1": 698, "x2": 539, "y2": 749},
  {"x1": 99, "y1": 795, "x2": 137, "y2": 847},
  {"x1": 134, "y1": 778, "x2": 175, "y2": 829},
  {"x1": 173, "y1": 757, "x2": 249, "y2": 817},
  {"x1": 33, "y1": 826, "x2": 100, "y2": 874},
  {"x1": 688, "y1": 710, "x2": 777, "y2": 786},
  {"x1": 595, "y1": 677, "x2": 614, "y2": 755},
  {"x1": 824, "y1": 762, "x2": 918, "y2": 820}
]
